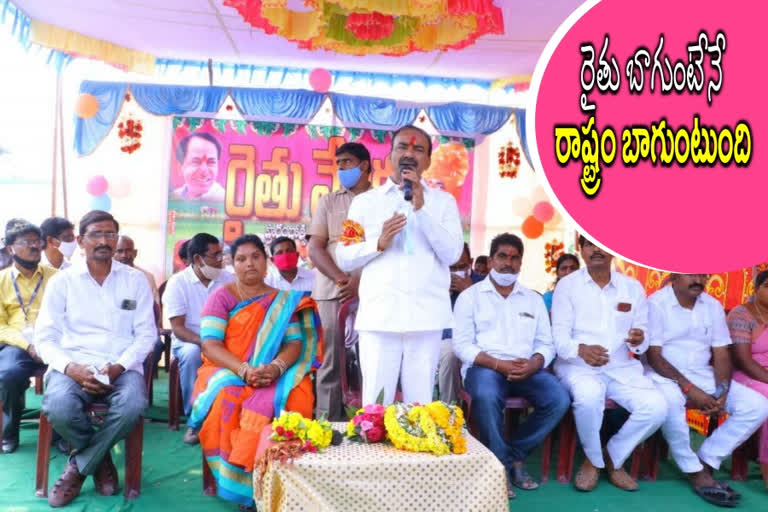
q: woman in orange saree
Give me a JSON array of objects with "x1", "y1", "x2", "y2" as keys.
[{"x1": 188, "y1": 234, "x2": 323, "y2": 508}]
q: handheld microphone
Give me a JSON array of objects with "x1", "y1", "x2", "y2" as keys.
[{"x1": 400, "y1": 164, "x2": 413, "y2": 202}]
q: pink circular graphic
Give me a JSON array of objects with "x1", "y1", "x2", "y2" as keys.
[
  {"x1": 529, "y1": 0, "x2": 765, "y2": 272},
  {"x1": 533, "y1": 201, "x2": 555, "y2": 223}
]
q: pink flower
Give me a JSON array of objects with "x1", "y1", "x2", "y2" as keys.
[
  {"x1": 360, "y1": 420, "x2": 374, "y2": 432},
  {"x1": 275, "y1": 426, "x2": 285, "y2": 436},
  {"x1": 366, "y1": 425, "x2": 385, "y2": 442},
  {"x1": 353, "y1": 415, "x2": 363, "y2": 426},
  {"x1": 364, "y1": 404, "x2": 385, "y2": 415},
  {"x1": 286, "y1": 430, "x2": 294, "y2": 439}
]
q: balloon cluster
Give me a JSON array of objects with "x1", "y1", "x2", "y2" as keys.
[
  {"x1": 85, "y1": 175, "x2": 132, "y2": 211},
  {"x1": 511, "y1": 186, "x2": 561, "y2": 239}
]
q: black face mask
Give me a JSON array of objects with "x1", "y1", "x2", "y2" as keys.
[{"x1": 13, "y1": 254, "x2": 39, "y2": 270}]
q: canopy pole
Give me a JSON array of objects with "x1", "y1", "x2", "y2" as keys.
[
  {"x1": 207, "y1": 58, "x2": 213, "y2": 86},
  {"x1": 58, "y1": 71, "x2": 68, "y2": 218},
  {"x1": 50, "y1": 73, "x2": 61, "y2": 216}
]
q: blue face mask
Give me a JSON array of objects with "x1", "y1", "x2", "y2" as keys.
[{"x1": 338, "y1": 166, "x2": 362, "y2": 189}]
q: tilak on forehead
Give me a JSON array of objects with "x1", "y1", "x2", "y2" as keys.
[{"x1": 408, "y1": 135, "x2": 416, "y2": 147}]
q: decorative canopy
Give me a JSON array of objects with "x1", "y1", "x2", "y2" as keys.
[{"x1": 223, "y1": 0, "x2": 504, "y2": 56}]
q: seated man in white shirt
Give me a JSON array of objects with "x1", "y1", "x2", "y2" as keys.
[
  {"x1": 35, "y1": 210, "x2": 157, "y2": 508},
  {"x1": 163, "y1": 232, "x2": 234, "y2": 444},
  {"x1": 265, "y1": 236, "x2": 315, "y2": 292},
  {"x1": 647, "y1": 274, "x2": 768, "y2": 506},
  {"x1": 336, "y1": 125, "x2": 464, "y2": 406},
  {"x1": 40, "y1": 216, "x2": 76, "y2": 270},
  {"x1": 454, "y1": 233, "x2": 570, "y2": 498},
  {"x1": 552, "y1": 236, "x2": 667, "y2": 492}
]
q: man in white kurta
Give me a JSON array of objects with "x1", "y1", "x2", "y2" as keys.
[
  {"x1": 336, "y1": 125, "x2": 463, "y2": 405},
  {"x1": 646, "y1": 274, "x2": 768, "y2": 504},
  {"x1": 552, "y1": 237, "x2": 666, "y2": 491}
]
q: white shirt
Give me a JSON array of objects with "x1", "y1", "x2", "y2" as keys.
[
  {"x1": 265, "y1": 266, "x2": 316, "y2": 292},
  {"x1": 162, "y1": 266, "x2": 234, "y2": 344},
  {"x1": 647, "y1": 286, "x2": 731, "y2": 379},
  {"x1": 453, "y1": 278, "x2": 555, "y2": 378},
  {"x1": 552, "y1": 267, "x2": 652, "y2": 386},
  {"x1": 171, "y1": 182, "x2": 226, "y2": 202},
  {"x1": 336, "y1": 179, "x2": 463, "y2": 332},
  {"x1": 41, "y1": 251, "x2": 71, "y2": 270},
  {"x1": 35, "y1": 261, "x2": 157, "y2": 375}
]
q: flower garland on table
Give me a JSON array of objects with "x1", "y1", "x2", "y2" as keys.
[
  {"x1": 346, "y1": 403, "x2": 387, "y2": 443},
  {"x1": 384, "y1": 401, "x2": 467, "y2": 456},
  {"x1": 271, "y1": 410, "x2": 333, "y2": 452}
]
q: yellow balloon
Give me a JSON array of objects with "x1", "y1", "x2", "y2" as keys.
[{"x1": 75, "y1": 93, "x2": 99, "y2": 119}]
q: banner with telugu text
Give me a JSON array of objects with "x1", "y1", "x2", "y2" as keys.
[{"x1": 166, "y1": 117, "x2": 475, "y2": 273}]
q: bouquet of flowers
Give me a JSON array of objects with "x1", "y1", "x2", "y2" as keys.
[
  {"x1": 384, "y1": 401, "x2": 467, "y2": 456},
  {"x1": 346, "y1": 403, "x2": 387, "y2": 443},
  {"x1": 271, "y1": 411, "x2": 333, "y2": 453}
]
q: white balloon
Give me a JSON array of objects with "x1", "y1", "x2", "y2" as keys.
[{"x1": 511, "y1": 197, "x2": 533, "y2": 217}]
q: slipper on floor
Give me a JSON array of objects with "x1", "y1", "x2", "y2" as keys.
[
  {"x1": 716, "y1": 481, "x2": 742, "y2": 500},
  {"x1": 693, "y1": 485, "x2": 739, "y2": 507},
  {"x1": 509, "y1": 465, "x2": 539, "y2": 491}
]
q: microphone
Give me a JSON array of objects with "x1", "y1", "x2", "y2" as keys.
[{"x1": 400, "y1": 164, "x2": 413, "y2": 202}]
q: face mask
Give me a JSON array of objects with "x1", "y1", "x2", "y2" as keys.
[
  {"x1": 199, "y1": 260, "x2": 222, "y2": 280},
  {"x1": 58, "y1": 240, "x2": 78, "y2": 259},
  {"x1": 490, "y1": 268, "x2": 518, "y2": 287},
  {"x1": 273, "y1": 252, "x2": 299, "y2": 271},
  {"x1": 13, "y1": 254, "x2": 39, "y2": 270},
  {"x1": 451, "y1": 269, "x2": 468, "y2": 279},
  {"x1": 338, "y1": 166, "x2": 362, "y2": 189}
]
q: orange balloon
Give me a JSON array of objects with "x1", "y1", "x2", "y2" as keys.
[
  {"x1": 75, "y1": 93, "x2": 99, "y2": 119},
  {"x1": 521, "y1": 215, "x2": 544, "y2": 239}
]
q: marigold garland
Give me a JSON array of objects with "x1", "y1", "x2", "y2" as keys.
[
  {"x1": 544, "y1": 239, "x2": 565, "y2": 275},
  {"x1": 384, "y1": 401, "x2": 466, "y2": 455}
]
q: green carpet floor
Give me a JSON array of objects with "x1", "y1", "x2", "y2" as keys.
[{"x1": 1, "y1": 375, "x2": 766, "y2": 511}]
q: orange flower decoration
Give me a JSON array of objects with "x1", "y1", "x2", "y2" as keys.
[
  {"x1": 339, "y1": 219, "x2": 365, "y2": 246},
  {"x1": 544, "y1": 239, "x2": 565, "y2": 275}
]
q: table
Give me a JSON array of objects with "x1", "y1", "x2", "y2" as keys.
[{"x1": 257, "y1": 423, "x2": 508, "y2": 512}]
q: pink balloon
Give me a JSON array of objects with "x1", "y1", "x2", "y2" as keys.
[
  {"x1": 86, "y1": 175, "x2": 109, "y2": 196},
  {"x1": 309, "y1": 68, "x2": 332, "y2": 93},
  {"x1": 533, "y1": 201, "x2": 554, "y2": 223}
]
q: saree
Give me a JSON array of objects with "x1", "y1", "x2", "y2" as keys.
[{"x1": 188, "y1": 288, "x2": 323, "y2": 506}]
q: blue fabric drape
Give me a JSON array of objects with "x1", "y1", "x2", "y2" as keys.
[
  {"x1": 74, "y1": 81, "x2": 127, "y2": 156},
  {"x1": 131, "y1": 84, "x2": 228, "y2": 114},
  {"x1": 427, "y1": 102, "x2": 512, "y2": 135},
  {"x1": 514, "y1": 109, "x2": 533, "y2": 170},
  {"x1": 331, "y1": 93, "x2": 418, "y2": 129},
  {"x1": 230, "y1": 87, "x2": 323, "y2": 122}
]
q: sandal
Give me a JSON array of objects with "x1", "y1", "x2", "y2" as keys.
[
  {"x1": 693, "y1": 485, "x2": 739, "y2": 507},
  {"x1": 509, "y1": 465, "x2": 539, "y2": 490},
  {"x1": 48, "y1": 461, "x2": 86, "y2": 507},
  {"x1": 716, "y1": 481, "x2": 742, "y2": 500}
]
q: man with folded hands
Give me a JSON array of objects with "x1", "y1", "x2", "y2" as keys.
[
  {"x1": 453, "y1": 233, "x2": 570, "y2": 499},
  {"x1": 646, "y1": 273, "x2": 768, "y2": 506},
  {"x1": 35, "y1": 210, "x2": 156, "y2": 508}
]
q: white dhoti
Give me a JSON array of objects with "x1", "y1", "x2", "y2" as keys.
[
  {"x1": 557, "y1": 369, "x2": 667, "y2": 468},
  {"x1": 653, "y1": 368, "x2": 768, "y2": 472},
  {"x1": 358, "y1": 330, "x2": 442, "y2": 405}
]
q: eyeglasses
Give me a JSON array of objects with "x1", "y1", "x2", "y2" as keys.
[
  {"x1": 203, "y1": 252, "x2": 223, "y2": 262},
  {"x1": 85, "y1": 231, "x2": 119, "y2": 241},
  {"x1": 13, "y1": 238, "x2": 43, "y2": 247}
]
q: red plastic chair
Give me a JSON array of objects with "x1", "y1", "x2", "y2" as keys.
[
  {"x1": 556, "y1": 399, "x2": 644, "y2": 483},
  {"x1": 458, "y1": 386, "x2": 554, "y2": 483},
  {"x1": 34, "y1": 356, "x2": 153, "y2": 499}
]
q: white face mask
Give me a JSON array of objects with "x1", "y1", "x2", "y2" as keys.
[
  {"x1": 490, "y1": 268, "x2": 519, "y2": 287},
  {"x1": 451, "y1": 269, "x2": 469, "y2": 279},
  {"x1": 58, "y1": 240, "x2": 78, "y2": 259},
  {"x1": 199, "y1": 260, "x2": 222, "y2": 280}
]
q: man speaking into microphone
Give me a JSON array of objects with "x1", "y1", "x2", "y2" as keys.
[{"x1": 336, "y1": 125, "x2": 463, "y2": 405}]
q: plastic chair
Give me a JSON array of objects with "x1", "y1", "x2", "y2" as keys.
[{"x1": 34, "y1": 356, "x2": 153, "y2": 499}]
